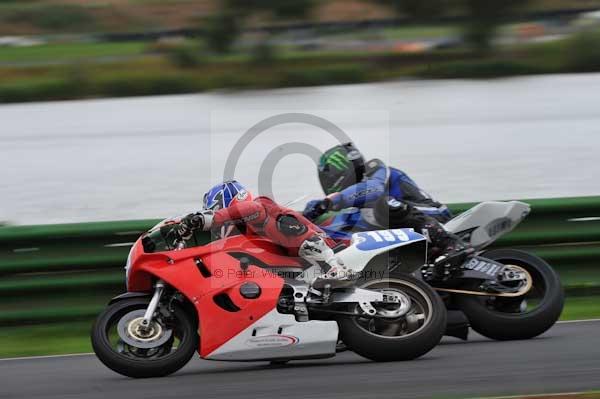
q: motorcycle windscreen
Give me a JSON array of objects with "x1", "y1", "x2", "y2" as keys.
[{"x1": 142, "y1": 224, "x2": 213, "y2": 252}]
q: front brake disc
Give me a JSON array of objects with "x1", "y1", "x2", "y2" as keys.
[{"x1": 117, "y1": 309, "x2": 173, "y2": 349}]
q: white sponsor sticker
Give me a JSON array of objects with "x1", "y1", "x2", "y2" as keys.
[
  {"x1": 237, "y1": 190, "x2": 249, "y2": 201},
  {"x1": 245, "y1": 335, "x2": 299, "y2": 348}
]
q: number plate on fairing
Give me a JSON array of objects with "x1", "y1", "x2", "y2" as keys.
[{"x1": 354, "y1": 229, "x2": 425, "y2": 251}]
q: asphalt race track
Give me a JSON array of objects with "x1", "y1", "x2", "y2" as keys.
[{"x1": 2, "y1": 320, "x2": 600, "y2": 399}]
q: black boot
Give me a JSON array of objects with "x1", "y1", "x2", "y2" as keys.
[{"x1": 430, "y1": 243, "x2": 475, "y2": 281}]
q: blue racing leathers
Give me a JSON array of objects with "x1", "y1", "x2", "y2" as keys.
[
  {"x1": 304, "y1": 159, "x2": 464, "y2": 267},
  {"x1": 325, "y1": 159, "x2": 452, "y2": 222}
]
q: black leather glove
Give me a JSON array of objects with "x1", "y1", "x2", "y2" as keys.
[
  {"x1": 177, "y1": 213, "x2": 205, "y2": 240},
  {"x1": 303, "y1": 198, "x2": 332, "y2": 221}
]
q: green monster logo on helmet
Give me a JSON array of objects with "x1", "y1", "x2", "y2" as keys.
[{"x1": 321, "y1": 150, "x2": 350, "y2": 171}]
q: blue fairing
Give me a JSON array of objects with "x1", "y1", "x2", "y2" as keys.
[{"x1": 354, "y1": 229, "x2": 425, "y2": 251}]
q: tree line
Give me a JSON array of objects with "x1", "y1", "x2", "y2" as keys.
[{"x1": 204, "y1": 0, "x2": 529, "y2": 54}]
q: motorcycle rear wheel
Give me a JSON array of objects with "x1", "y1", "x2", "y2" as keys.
[
  {"x1": 338, "y1": 275, "x2": 446, "y2": 362},
  {"x1": 456, "y1": 249, "x2": 564, "y2": 341},
  {"x1": 91, "y1": 298, "x2": 197, "y2": 378}
]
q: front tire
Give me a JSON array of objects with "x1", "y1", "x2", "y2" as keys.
[
  {"x1": 91, "y1": 298, "x2": 198, "y2": 378},
  {"x1": 456, "y1": 249, "x2": 564, "y2": 341},
  {"x1": 338, "y1": 275, "x2": 446, "y2": 362}
]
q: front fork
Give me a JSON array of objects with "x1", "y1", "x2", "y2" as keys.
[{"x1": 141, "y1": 280, "x2": 165, "y2": 328}]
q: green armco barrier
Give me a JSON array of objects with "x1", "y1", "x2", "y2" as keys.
[
  {"x1": 0, "y1": 219, "x2": 160, "y2": 242},
  {"x1": 0, "y1": 196, "x2": 599, "y2": 326},
  {"x1": 449, "y1": 195, "x2": 600, "y2": 215},
  {"x1": 0, "y1": 270, "x2": 123, "y2": 296},
  {"x1": 0, "y1": 306, "x2": 104, "y2": 326}
]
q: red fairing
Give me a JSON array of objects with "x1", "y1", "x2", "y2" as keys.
[
  {"x1": 212, "y1": 196, "x2": 329, "y2": 256},
  {"x1": 126, "y1": 234, "x2": 302, "y2": 358},
  {"x1": 124, "y1": 195, "x2": 331, "y2": 359}
]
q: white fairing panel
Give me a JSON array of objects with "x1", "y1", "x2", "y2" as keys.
[
  {"x1": 205, "y1": 309, "x2": 338, "y2": 361},
  {"x1": 336, "y1": 229, "x2": 427, "y2": 274},
  {"x1": 444, "y1": 201, "x2": 530, "y2": 250}
]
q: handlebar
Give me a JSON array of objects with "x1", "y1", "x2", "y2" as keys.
[
  {"x1": 165, "y1": 228, "x2": 187, "y2": 251},
  {"x1": 174, "y1": 239, "x2": 186, "y2": 250}
]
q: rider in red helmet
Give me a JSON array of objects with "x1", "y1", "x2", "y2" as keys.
[{"x1": 176, "y1": 180, "x2": 350, "y2": 288}]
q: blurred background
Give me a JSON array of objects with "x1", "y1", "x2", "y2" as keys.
[
  {"x1": 2, "y1": 0, "x2": 600, "y2": 225},
  {"x1": 2, "y1": 0, "x2": 600, "y2": 102},
  {"x1": 1, "y1": 0, "x2": 600, "y2": 373}
]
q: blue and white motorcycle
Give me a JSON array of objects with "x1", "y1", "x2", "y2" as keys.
[{"x1": 312, "y1": 201, "x2": 564, "y2": 341}]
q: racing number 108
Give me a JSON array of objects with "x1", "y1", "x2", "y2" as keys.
[{"x1": 366, "y1": 229, "x2": 409, "y2": 243}]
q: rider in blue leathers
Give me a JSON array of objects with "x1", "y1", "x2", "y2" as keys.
[
  {"x1": 311, "y1": 157, "x2": 452, "y2": 222},
  {"x1": 303, "y1": 142, "x2": 471, "y2": 280}
]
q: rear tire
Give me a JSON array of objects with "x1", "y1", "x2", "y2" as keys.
[
  {"x1": 91, "y1": 298, "x2": 198, "y2": 378},
  {"x1": 456, "y1": 249, "x2": 564, "y2": 341},
  {"x1": 339, "y1": 275, "x2": 446, "y2": 362}
]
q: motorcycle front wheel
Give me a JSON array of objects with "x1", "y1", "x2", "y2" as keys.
[
  {"x1": 338, "y1": 275, "x2": 446, "y2": 362},
  {"x1": 456, "y1": 249, "x2": 564, "y2": 341},
  {"x1": 91, "y1": 297, "x2": 197, "y2": 378}
]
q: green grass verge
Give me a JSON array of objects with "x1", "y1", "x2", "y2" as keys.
[
  {"x1": 560, "y1": 296, "x2": 600, "y2": 321},
  {"x1": 0, "y1": 321, "x2": 93, "y2": 358},
  {"x1": 318, "y1": 24, "x2": 459, "y2": 41},
  {"x1": 0, "y1": 295, "x2": 598, "y2": 359},
  {"x1": 0, "y1": 42, "x2": 147, "y2": 64},
  {"x1": 381, "y1": 24, "x2": 459, "y2": 40},
  {"x1": 489, "y1": 393, "x2": 600, "y2": 399}
]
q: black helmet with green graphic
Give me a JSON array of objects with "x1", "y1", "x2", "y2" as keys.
[{"x1": 318, "y1": 142, "x2": 366, "y2": 194}]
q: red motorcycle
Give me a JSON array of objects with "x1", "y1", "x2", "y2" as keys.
[{"x1": 92, "y1": 222, "x2": 446, "y2": 378}]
